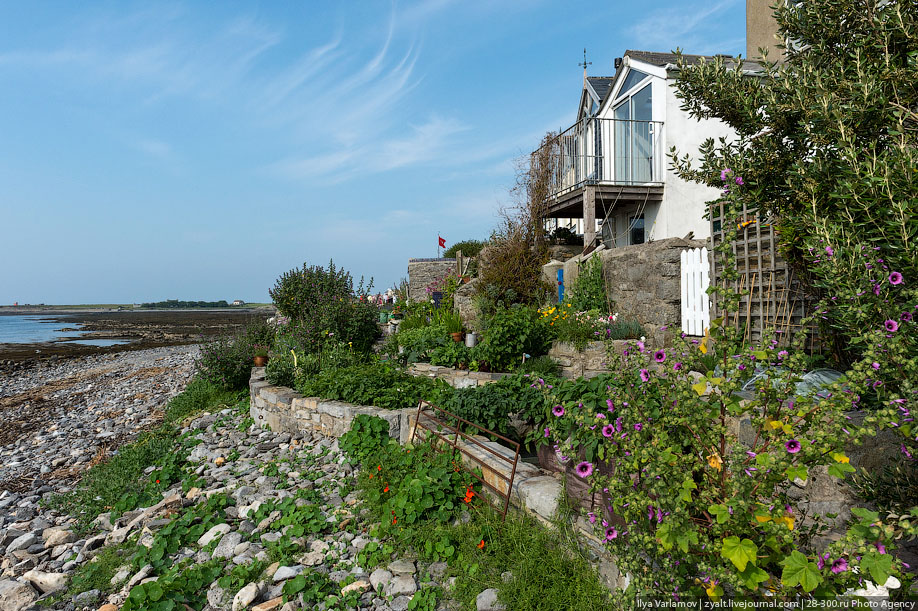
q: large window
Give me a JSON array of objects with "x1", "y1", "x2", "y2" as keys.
[{"x1": 614, "y1": 81, "x2": 653, "y2": 183}]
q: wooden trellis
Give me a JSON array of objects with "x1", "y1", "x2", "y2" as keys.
[{"x1": 709, "y1": 201, "x2": 817, "y2": 349}]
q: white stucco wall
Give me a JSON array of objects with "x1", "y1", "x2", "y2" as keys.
[{"x1": 658, "y1": 79, "x2": 734, "y2": 241}]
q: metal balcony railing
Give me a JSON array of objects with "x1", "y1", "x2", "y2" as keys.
[{"x1": 545, "y1": 117, "x2": 664, "y2": 199}]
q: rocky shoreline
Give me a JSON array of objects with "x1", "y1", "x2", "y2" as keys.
[
  {"x1": 0, "y1": 347, "x2": 460, "y2": 611},
  {"x1": 0, "y1": 346, "x2": 200, "y2": 495}
]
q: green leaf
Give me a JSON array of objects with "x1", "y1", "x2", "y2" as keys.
[
  {"x1": 708, "y1": 504, "x2": 730, "y2": 524},
  {"x1": 721, "y1": 536, "x2": 758, "y2": 571},
  {"x1": 146, "y1": 582, "x2": 164, "y2": 602},
  {"x1": 860, "y1": 551, "x2": 893, "y2": 585},
  {"x1": 786, "y1": 465, "x2": 808, "y2": 481},
  {"x1": 737, "y1": 564, "x2": 769, "y2": 591},
  {"x1": 283, "y1": 574, "x2": 307, "y2": 596},
  {"x1": 781, "y1": 550, "x2": 822, "y2": 592},
  {"x1": 692, "y1": 381, "x2": 708, "y2": 396},
  {"x1": 828, "y1": 462, "x2": 855, "y2": 478}
]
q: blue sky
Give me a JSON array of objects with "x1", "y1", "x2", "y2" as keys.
[{"x1": 0, "y1": 1, "x2": 744, "y2": 304}]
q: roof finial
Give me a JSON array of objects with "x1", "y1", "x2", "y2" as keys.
[{"x1": 579, "y1": 48, "x2": 592, "y2": 83}]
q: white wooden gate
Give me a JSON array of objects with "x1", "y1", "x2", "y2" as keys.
[{"x1": 681, "y1": 247, "x2": 710, "y2": 336}]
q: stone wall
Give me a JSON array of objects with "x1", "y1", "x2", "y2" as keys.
[
  {"x1": 548, "y1": 340, "x2": 629, "y2": 379},
  {"x1": 408, "y1": 362, "x2": 507, "y2": 388},
  {"x1": 601, "y1": 237, "x2": 704, "y2": 347},
  {"x1": 407, "y1": 258, "x2": 456, "y2": 302},
  {"x1": 454, "y1": 278, "x2": 478, "y2": 328},
  {"x1": 249, "y1": 368, "x2": 417, "y2": 444}
]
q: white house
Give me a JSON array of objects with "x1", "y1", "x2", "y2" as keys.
[{"x1": 544, "y1": 50, "x2": 741, "y2": 248}]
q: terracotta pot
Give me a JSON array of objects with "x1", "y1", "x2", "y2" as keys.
[
  {"x1": 450, "y1": 332, "x2": 463, "y2": 342},
  {"x1": 253, "y1": 355, "x2": 268, "y2": 367}
]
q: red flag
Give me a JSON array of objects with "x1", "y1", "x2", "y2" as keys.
[{"x1": 438, "y1": 235, "x2": 446, "y2": 248}]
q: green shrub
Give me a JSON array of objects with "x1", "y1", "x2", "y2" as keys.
[
  {"x1": 395, "y1": 324, "x2": 448, "y2": 363},
  {"x1": 428, "y1": 342, "x2": 473, "y2": 368},
  {"x1": 265, "y1": 349, "x2": 296, "y2": 387},
  {"x1": 297, "y1": 363, "x2": 439, "y2": 410},
  {"x1": 196, "y1": 319, "x2": 275, "y2": 390},
  {"x1": 340, "y1": 415, "x2": 393, "y2": 463},
  {"x1": 269, "y1": 260, "x2": 379, "y2": 353},
  {"x1": 518, "y1": 355, "x2": 560, "y2": 378},
  {"x1": 476, "y1": 305, "x2": 551, "y2": 372},
  {"x1": 566, "y1": 255, "x2": 608, "y2": 312},
  {"x1": 437, "y1": 373, "x2": 550, "y2": 439},
  {"x1": 443, "y1": 239, "x2": 485, "y2": 258}
]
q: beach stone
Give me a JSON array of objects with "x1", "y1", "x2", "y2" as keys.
[
  {"x1": 252, "y1": 597, "x2": 284, "y2": 611},
  {"x1": 42, "y1": 527, "x2": 76, "y2": 547},
  {"x1": 5, "y1": 533, "x2": 38, "y2": 554},
  {"x1": 341, "y1": 580, "x2": 370, "y2": 595},
  {"x1": 199, "y1": 523, "x2": 231, "y2": 547},
  {"x1": 388, "y1": 559, "x2": 416, "y2": 574},
  {"x1": 72, "y1": 589, "x2": 100, "y2": 605},
  {"x1": 388, "y1": 575, "x2": 417, "y2": 596},
  {"x1": 476, "y1": 588, "x2": 505, "y2": 611},
  {"x1": 22, "y1": 569, "x2": 67, "y2": 594},
  {"x1": 0, "y1": 579, "x2": 37, "y2": 610},
  {"x1": 301, "y1": 550, "x2": 324, "y2": 566},
  {"x1": 98, "y1": 605, "x2": 118, "y2": 611},
  {"x1": 370, "y1": 568, "x2": 392, "y2": 592},
  {"x1": 232, "y1": 582, "x2": 260, "y2": 611},
  {"x1": 213, "y1": 532, "x2": 243, "y2": 559},
  {"x1": 272, "y1": 565, "x2": 304, "y2": 582}
]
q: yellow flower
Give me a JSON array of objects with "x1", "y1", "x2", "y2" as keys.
[{"x1": 707, "y1": 453, "x2": 723, "y2": 471}]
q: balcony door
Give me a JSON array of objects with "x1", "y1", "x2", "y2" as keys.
[{"x1": 613, "y1": 83, "x2": 653, "y2": 184}]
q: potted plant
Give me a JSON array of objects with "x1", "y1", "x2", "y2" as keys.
[
  {"x1": 444, "y1": 312, "x2": 464, "y2": 342},
  {"x1": 253, "y1": 345, "x2": 269, "y2": 367}
]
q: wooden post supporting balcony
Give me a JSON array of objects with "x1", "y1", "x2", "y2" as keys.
[{"x1": 584, "y1": 185, "x2": 596, "y2": 247}]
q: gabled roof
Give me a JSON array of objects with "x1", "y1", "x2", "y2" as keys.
[
  {"x1": 623, "y1": 50, "x2": 719, "y2": 68},
  {"x1": 586, "y1": 76, "x2": 615, "y2": 104}
]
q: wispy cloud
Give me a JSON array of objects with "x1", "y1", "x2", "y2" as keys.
[{"x1": 627, "y1": 0, "x2": 741, "y2": 54}]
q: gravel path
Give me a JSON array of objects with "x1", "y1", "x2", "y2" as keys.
[{"x1": 0, "y1": 346, "x2": 199, "y2": 495}]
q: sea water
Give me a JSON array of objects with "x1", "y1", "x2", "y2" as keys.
[{"x1": 0, "y1": 315, "x2": 129, "y2": 346}]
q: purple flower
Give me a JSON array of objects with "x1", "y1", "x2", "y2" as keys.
[
  {"x1": 825, "y1": 246, "x2": 834, "y2": 256},
  {"x1": 653, "y1": 350, "x2": 666, "y2": 363},
  {"x1": 720, "y1": 168, "x2": 731, "y2": 181},
  {"x1": 588, "y1": 512, "x2": 596, "y2": 524},
  {"x1": 639, "y1": 369, "x2": 650, "y2": 382},
  {"x1": 785, "y1": 439, "x2": 801, "y2": 454},
  {"x1": 875, "y1": 542, "x2": 886, "y2": 554},
  {"x1": 735, "y1": 176, "x2": 744, "y2": 186},
  {"x1": 885, "y1": 319, "x2": 899, "y2": 333},
  {"x1": 817, "y1": 553, "x2": 829, "y2": 570},
  {"x1": 544, "y1": 427, "x2": 550, "y2": 438},
  {"x1": 902, "y1": 311, "x2": 913, "y2": 322},
  {"x1": 601, "y1": 424, "x2": 615, "y2": 438},
  {"x1": 552, "y1": 405, "x2": 565, "y2": 417},
  {"x1": 829, "y1": 558, "x2": 848, "y2": 574},
  {"x1": 872, "y1": 362, "x2": 880, "y2": 370},
  {"x1": 605, "y1": 527, "x2": 618, "y2": 540},
  {"x1": 606, "y1": 399, "x2": 615, "y2": 412},
  {"x1": 673, "y1": 362, "x2": 683, "y2": 371},
  {"x1": 634, "y1": 422, "x2": 643, "y2": 431},
  {"x1": 575, "y1": 461, "x2": 594, "y2": 478},
  {"x1": 889, "y1": 271, "x2": 904, "y2": 285},
  {"x1": 778, "y1": 350, "x2": 789, "y2": 359}
]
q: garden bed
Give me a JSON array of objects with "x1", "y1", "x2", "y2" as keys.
[{"x1": 407, "y1": 362, "x2": 509, "y2": 388}]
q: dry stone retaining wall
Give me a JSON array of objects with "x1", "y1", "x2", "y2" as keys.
[
  {"x1": 407, "y1": 258, "x2": 456, "y2": 302},
  {"x1": 407, "y1": 362, "x2": 507, "y2": 388},
  {"x1": 548, "y1": 340, "x2": 630, "y2": 379},
  {"x1": 600, "y1": 237, "x2": 704, "y2": 347}
]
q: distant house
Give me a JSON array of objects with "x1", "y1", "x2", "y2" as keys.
[
  {"x1": 542, "y1": 50, "x2": 756, "y2": 248},
  {"x1": 232, "y1": 299, "x2": 246, "y2": 306}
]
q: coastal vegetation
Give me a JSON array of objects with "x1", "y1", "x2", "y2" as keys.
[{"x1": 141, "y1": 299, "x2": 235, "y2": 309}]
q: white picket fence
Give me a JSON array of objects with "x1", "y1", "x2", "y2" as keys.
[{"x1": 681, "y1": 247, "x2": 710, "y2": 336}]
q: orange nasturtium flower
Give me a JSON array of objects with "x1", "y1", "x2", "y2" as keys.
[
  {"x1": 463, "y1": 485, "x2": 476, "y2": 504},
  {"x1": 377, "y1": 465, "x2": 382, "y2": 471},
  {"x1": 392, "y1": 517, "x2": 398, "y2": 525},
  {"x1": 383, "y1": 486, "x2": 389, "y2": 493},
  {"x1": 477, "y1": 540, "x2": 485, "y2": 550}
]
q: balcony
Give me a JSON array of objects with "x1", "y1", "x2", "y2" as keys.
[{"x1": 542, "y1": 117, "x2": 665, "y2": 220}]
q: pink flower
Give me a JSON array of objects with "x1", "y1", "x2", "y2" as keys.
[
  {"x1": 831, "y1": 558, "x2": 848, "y2": 574},
  {"x1": 639, "y1": 369, "x2": 650, "y2": 382},
  {"x1": 889, "y1": 271, "x2": 903, "y2": 285},
  {"x1": 601, "y1": 424, "x2": 615, "y2": 438},
  {"x1": 825, "y1": 246, "x2": 834, "y2": 256},
  {"x1": 673, "y1": 362, "x2": 683, "y2": 371},
  {"x1": 634, "y1": 422, "x2": 643, "y2": 431},
  {"x1": 885, "y1": 319, "x2": 899, "y2": 333},
  {"x1": 575, "y1": 461, "x2": 594, "y2": 478},
  {"x1": 785, "y1": 439, "x2": 801, "y2": 453},
  {"x1": 552, "y1": 405, "x2": 565, "y2": 417},
  {"x1": 588, "y1": 512, "x2": 597, "y2": 524},
  {"x1": 653, "y1": 350, "x2": 666, "y2": 363},
  {"x1": 544, "y1": 427, "x2": 550, "y2": 438},
  {"x1": 605, "y1": 527, "x2": 618, "y2": 540}
]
